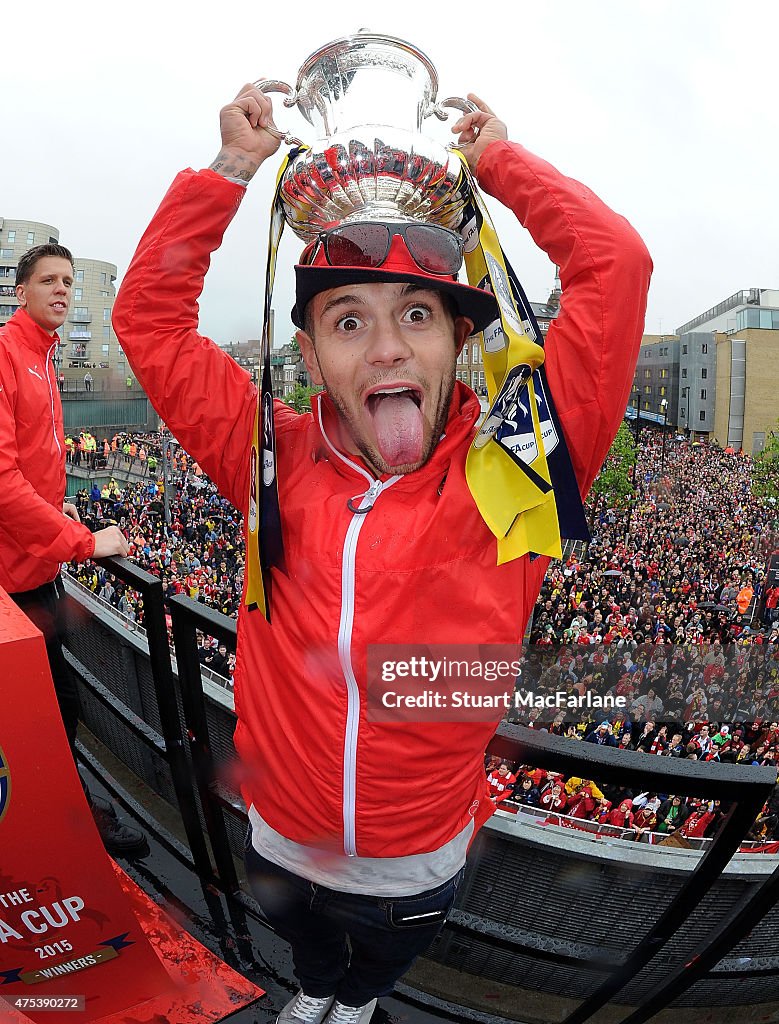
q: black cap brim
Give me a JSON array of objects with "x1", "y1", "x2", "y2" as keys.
[{"x1": 292, "y1": 265, "x2": 499, "y2": 335}]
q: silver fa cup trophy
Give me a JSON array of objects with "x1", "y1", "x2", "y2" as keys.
[{"x1": 256, "y1": 31, "x2": 478, "y2": 239}]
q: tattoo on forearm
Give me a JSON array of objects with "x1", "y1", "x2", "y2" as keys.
[{"x1": 209, "y1": 149, "x2": 258, "y2": 181}]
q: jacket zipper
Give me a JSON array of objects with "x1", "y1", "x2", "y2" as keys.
[
  {"x1": 339, "y1": 477, "x2": 384, "y2": 856},
  {"x1": 46, "y1": 341, "x2": 62, "y2": 457},
  {"x1": 314, "y1": 400, "x2": 402, "y2": 856},
  {"x1": 338, "y1": 474, "x2": 401, "y2": 854}
]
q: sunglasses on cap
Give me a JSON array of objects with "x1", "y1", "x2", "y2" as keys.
[{"x1": 303, "y1": 221, "x2": 464, "y2": 277}]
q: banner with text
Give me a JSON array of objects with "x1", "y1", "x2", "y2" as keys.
[{"x1": 0, "y1": 589, "x2": 263, "y2": 1023}]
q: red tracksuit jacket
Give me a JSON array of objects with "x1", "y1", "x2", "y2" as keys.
[
  {"x1": 112, "y1": 140, "x2": 651, "y2": 859},
  {"x1": 0, "y1": 309, "x2": 95, "y2": 593}
]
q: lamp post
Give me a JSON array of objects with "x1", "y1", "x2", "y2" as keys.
[
  {"x1": 53, "y1": 335, "x2": 62, "y2": 391},
  {"x1": 660, "y1": 398, "x2": 669, "y2": 474},
  {"x1": 625, "y1": 387, "x2": 642, "y2": 541},
  {"x1": 630, "y1": 386, "x2": 641, "y2": 490},
  {"x1": 160, "y1": 425, "x2": 171, "y2": 531},
  {"x1": 680, "y1": 386, "x2": 690, "y2": 439}
]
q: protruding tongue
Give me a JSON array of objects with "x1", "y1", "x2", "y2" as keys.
[{"x1": 371, "y1": 393, "x2": 424, "y2": 466}]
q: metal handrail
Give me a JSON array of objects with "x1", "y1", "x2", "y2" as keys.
[
  {"x1": 167, "y1": 593, "x2": 239, "y2": 893},
  {"x1": 487, "y1": 728, "x2": 775, "y2": 1024},
  {"x1": 500, "y1": 799, "x2": 777, "y2": 853},
  {"x1": 65, "y1": 555, "x2": 215, "y2": 882},
  {"x1": 62, "y1": 571, "x2": 148, "y2": 639},
  {"x1": 62, "y1": 570, "x2": 234, "y2": 691}
]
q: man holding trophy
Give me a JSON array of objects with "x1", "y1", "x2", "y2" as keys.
[{"x1": 113, "y1": 33, "x2": 651, "y2": 1024}]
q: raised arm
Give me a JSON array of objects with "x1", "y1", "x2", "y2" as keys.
[
  {"x1": 112, "y1": 85, "x2": 292, "y2": 514},
  {"x1": 455, "y1": 97, "x2": 652, "y2": 497}
]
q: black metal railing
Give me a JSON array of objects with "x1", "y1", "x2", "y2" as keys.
[
  {"x1": 64, "y1": 557, "x2": 214, "y2": 881},
  {"x1": 488, "y1": 727, "x2": 776, "y2": 1022},
  {"x1": 167, "y1": 594, "x2": 240, "y2": 894}
]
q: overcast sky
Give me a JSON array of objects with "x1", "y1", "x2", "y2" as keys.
[{"x1": 2, "y1": 1, "x2": 776, "y2": 346}]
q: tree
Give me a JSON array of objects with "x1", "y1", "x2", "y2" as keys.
[
  {"x1": 753, "y1": 422, "x2": 779, "y2": 499},
  {"x1": 590, "y1": 421, "x2": 637, "y2": 510},
  {"x1": 284, "y1": 383, "x2": 322, "y2": 414}
]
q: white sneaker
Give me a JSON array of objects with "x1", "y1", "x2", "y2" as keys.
[
  {"x1": 277, "y1": 989, "x2": 335, "y2": 1023},
  {"x1": 324, "y1": 998, "x2": 378, "y2": 1024}
]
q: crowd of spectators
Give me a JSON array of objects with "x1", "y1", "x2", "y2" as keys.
[
  {"x1": 530, "y1": 429, "x2": 778, "y2": 648},
  {"x1": 487, "y1": 426, "x2": 779, "y2": 846},
  {"x1": 485, "y1": 745, "x2": 779, "y2": 846},
  {"x1": 65, "y1": 430, "x2": 244, "y2": 682}
]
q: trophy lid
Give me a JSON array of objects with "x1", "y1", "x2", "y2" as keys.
[
  {"x1": 290, "y1": 30, "x2": 440, "y2": 136},
  {"x1": 295, "y1": 30, "x2": 439, "y2": 100}
]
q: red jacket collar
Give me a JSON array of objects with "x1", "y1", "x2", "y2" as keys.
[{"x1": 7, "y1": 307, "x2": 60, "y2": 355}]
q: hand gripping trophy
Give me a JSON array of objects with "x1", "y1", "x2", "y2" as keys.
[{"x1": 113, "y1": 29, "x2": 651, "y2": 1024}]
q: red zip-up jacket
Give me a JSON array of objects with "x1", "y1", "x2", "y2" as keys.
[
  {"x1": 486, "y1": 770, "x2": 517, "y2": 804},
  {"x1": 0, "y1": 309, "x2": 95, "y2": 593},
  {"x1": 113, "y1": 141, "x2": 651, "y2": 860}
]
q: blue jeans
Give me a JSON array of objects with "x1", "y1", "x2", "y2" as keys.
[{"x1": 245, "y1": 841, "x2": 463, "y2": 1006}]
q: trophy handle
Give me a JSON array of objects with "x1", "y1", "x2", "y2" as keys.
[
  {"x1": 430, "y1": 95, "x2": 479, "y2": 122},
  {"x1": 253, "y1": 79, "x2": 305, "y2": 147}
]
